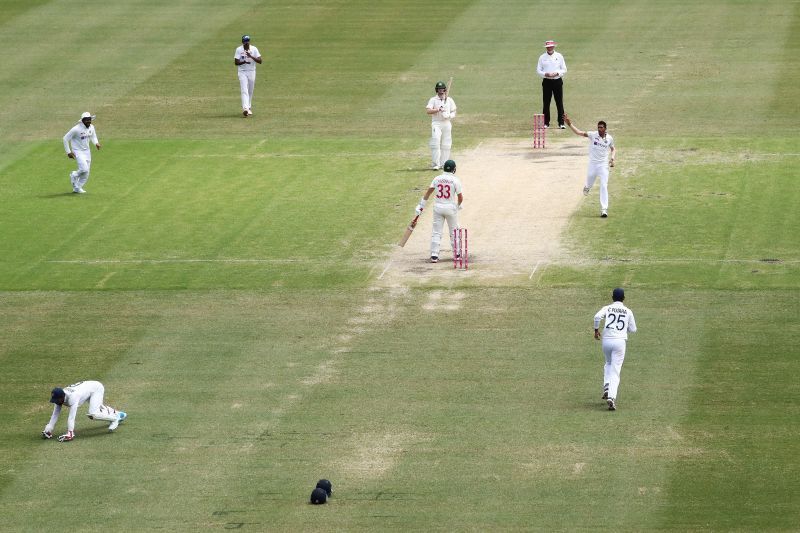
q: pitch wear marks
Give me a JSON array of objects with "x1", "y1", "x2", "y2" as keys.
[
  {"x1": 594, "y1": 301, "x2": 637, "y2": 403},
  {"x1": 429, "y1": 172, "x2": 462, "y2": 258}
]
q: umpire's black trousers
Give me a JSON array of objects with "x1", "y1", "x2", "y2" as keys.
[{"x1": 541, "y1": 78, "x2": 564, "y2": 127}]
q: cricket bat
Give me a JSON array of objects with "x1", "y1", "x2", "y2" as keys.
[
  {"x1": 446, "y1": 76, "x2": 453, "y2": 97},
  {"x1": 398, "y1": 214, "x2": 420, "y2": 247}
]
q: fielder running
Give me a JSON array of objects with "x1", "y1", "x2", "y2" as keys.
[
  {"x1": 564, "y1": 113, "x2": 616, "y2": 217},
  {"x1": 63, "y1": 112, "x2": 101, "y2": 194},
  {"x1": 234, "y1": 34, "x2": 262, "y2": 117},
  {"x1": 415, "y1": 159, "x2": 463, "y2": 263},
  {"x1": 593, "y1": 288, "x2": 637, "y2": 411},
  {"x1": 42, "y1": 380, "x2": 127, "y2": 442},
  {"x1": 425, "y1": 81, "x2": 457, "y2": 170}
]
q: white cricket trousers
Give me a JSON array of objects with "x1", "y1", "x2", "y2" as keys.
[
  {"x1": 585, "y1": 162, "x2": 610, "y2": 211},
  {"x1": 430, "y1": 204, "x2": 458, "y2": 257},
  {"x1": 82, "y1": 382, "x2": 119, "y2": 421},
  {"x1": 73, "y1": 149, "x2": 92, "y2": 188},
  {"x1": 430, "y1": 120, "x2": 452, "y2": 168},
  {"x1": 238, "y1": 70, "x2": 256, "y2": 111},
  {"x1": 602, "y1": 337, "x2": 627, "y2": 400}
]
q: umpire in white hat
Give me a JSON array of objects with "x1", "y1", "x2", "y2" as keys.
[{"x1": 536, "y1": 40, "x2": 568, "y2": 129}]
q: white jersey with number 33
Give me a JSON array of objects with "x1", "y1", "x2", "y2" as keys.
[
  {"x1": 594, "y1": 302, "x2": 637, "y2": 340},
  {"x1": 429, "y1": 173, "x2": 462, "y2": 209}
]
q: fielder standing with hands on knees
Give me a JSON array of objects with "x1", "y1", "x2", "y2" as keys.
[
  {"x1": 63, "y1": 112, "x2": 101, "y2": 194},
  {"x1": 234, "y1": 34, "x2": 262, "y2": 117},
  {"x1": 564, "y1": 113, "x2": 616, "y2": 217},
  {"x1": 414, "y1": 159, "x2": 463, "y2": 263},
  {"x1": 425, "y1": 80, "x2": 457, "y2": 170},
  {"x1": 593, "y1": 288, "x2": 637, "y2": 411}
]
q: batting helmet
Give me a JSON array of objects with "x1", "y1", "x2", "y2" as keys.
[
  {"x1": 310, "y1": 487, "x2": 327, "y2": 504},
  {"x1": 316, "y1": 479, "x2": 333, "y2": 496},
  {"x1": 612, "y1": 288, "x2": 625, "y2": 302},
  {"x1": 443, "y1": 159, "x2": 456, "y2": 173},
  {"x1": 435, "y1": 81, "x2": 447, "y2": 91}
]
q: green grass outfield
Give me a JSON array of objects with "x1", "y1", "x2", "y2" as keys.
[{"x1": 1, "y1": 0, "x2": 799, "y2": 530}]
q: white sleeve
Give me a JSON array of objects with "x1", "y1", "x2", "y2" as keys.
[
  {"x1": 627, "y1": 310, "x2": 637, "y2": 333},
  {"x1": 449, "y1": 98, "x2": 456, "y2": 116},
  {"x1": 66, "y1": 403, "x2": 79, "y2": 432},
  {"x1": 63, "y1": 128, "x2": 73, "y2": 153},
  {"x1": 536, "y1": 56, "x2": 546, "y2": 78},
  {"x1": 44, "y1": 404, "x2": 61, "y2": 432},
  {"x1": 559, "y1": 54, "x2": 567, "y2": 76},
  {"x1": 593, "y1": 306, "x2": 606, "y2": 329},
  {"x1": 91, "y1": 128, "x2": 99, "y2": 146}
]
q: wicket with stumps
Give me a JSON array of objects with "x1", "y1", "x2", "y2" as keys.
[
  {"x1": 453, "y1": 227, "x2": 468, "y2": 269},
  {"x1": 533, "y1": 114, "x2": 546, "y2": 149}
]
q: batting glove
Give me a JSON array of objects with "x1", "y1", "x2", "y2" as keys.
[
  {"x1": 415, "y1": 199, "x2": 426, "y2": 216},
  {"x1": 42, "y1": 430, "x2": 53, "y2": 439},
  {"x1": 57, "y1": 431, "x2": 74, "y2": 442}
]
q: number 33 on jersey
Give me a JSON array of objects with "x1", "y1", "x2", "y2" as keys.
[{"x1": 429, "y1": 173, "x2": 462, "y2": 207}]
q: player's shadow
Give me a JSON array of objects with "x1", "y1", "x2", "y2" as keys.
[{"x1": 38, "y1": 192, "x2": 83, "y2": 199}]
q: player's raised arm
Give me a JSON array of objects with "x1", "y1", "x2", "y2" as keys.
[{"x1": 564, "y1": 114, "x2": 587, "y2": 137}]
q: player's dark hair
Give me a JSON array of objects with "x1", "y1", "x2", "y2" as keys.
[{"x1": 598, "y1": 121, "x2": 607, "y2": 128}]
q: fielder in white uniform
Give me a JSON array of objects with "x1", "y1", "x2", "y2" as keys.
[
  {"x1": 564, "y1": 113, "x2": 616, "y2": 217},
  {"x1": 425, "y1": 81, "x2": 457, "y2": 170},
  {"x1": 234, "y1": 34, "x2": 262, "y2": 117},
  {"x1": 42, "y1": 380, "x2": 127, "y2": 442},
  {"x1": 593, "y1": 288, "x2": 637, "y2": 411},
  {"x1": 63, "y1": 112, "x2": 101, "y2": 194},
  {"x1": 415, "y1": 159, "x2": 463, "y2": 263}
]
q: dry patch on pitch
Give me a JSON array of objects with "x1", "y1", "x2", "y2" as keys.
[
  {"x1": 332, "y1": 431, "x2": 432, "y2": 480},
  {"x1": 379, "y1": 137, "x2": 588, "y2": 286}
]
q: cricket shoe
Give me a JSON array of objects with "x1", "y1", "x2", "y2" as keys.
[
  {"x1": 430, "y1": 164, "x2": 440, "y2": 171},
  {"x1": 601, "y1": 210, "x2": 608, "y2": 218},
  {"x1": 243, "y1": 109, "x2": 249, "y2": 117},
  {"x1": 582, "y1": 186, "x2": 590, "y2": 196},
  {"x1": 601, "y1": 389, "x2": 609, "y2": 400},
  {"x1": 108, "y1": 411, "x2": 126, "y2": 431},
  {"x1": 559, "y1": 124, "x2": 566, "y2": 129},
  {"x1": 430, "y1": 256, "x2": 438, "y2": 263},
  {"x1": 247, "y1": 109, "x2": 253, "y2": 116},
  {"x1": 544, "y1": 124, "x2": 549, "y2": 129},
  {"x1": 73, "y1": 188, "x2": 86, "y2": 194},
  {"x1": 607, "y1": 398, "x2": 616, "y2": 411}
]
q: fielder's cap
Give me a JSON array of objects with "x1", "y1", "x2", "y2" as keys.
[
  {"x1": 613, "y1": 287, "x2": 625, "y2": 301},
  {"x1": 310, "y1": 487, "x2": 327, "y2": 504},
  {"x1": 544, "y1": 40, "x2": 557, "y2": 47},
  {"x1": 241, "y1": 34, "x2": 250, "y2": 42},
  {"x1": 80, "y1": 112, "x2": 95, "y2": 120},
  {"x1": 50, "y1": 387, "x2": 66, "y2": 403},
  {"x1": 443, "y1": 159, "x2": 456, "y2": 172},
  {"x1": 316, "y1": 479, "x2": 333, "y2": 496}
]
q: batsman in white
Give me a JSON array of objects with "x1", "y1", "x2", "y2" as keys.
[
  {"x1": 593, "y1": 288, "x2": 637, "y2": 411},
  {"x1": 564, "y1": 113, "x2": 616, "y2": 217},
  {"x1": 41, "y1": 380, "x2": 127, "y2": 441},
  {"x1": 415, "y1": 159, "x2": 463, "y2": 263},
  {"x1": 234, "y1": 34, "x2": 262, "y2": 117},
  {"x1": 425, "y1": 81, "x2": 457, "y2": 170},
  {"x1": 63, "y1": 112, "x2": 101, "y2": 194}
]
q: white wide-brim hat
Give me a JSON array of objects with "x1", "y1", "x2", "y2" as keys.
[
  {"x1": 80, "y1": 112, "x2": 95, "y2": 119},
  {"x1": 544, "y1": 40, "x2": 557, "y2": 47}
]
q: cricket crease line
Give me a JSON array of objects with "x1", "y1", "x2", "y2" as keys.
[
  {"x1": 529, "y1": 260, "x2": 543, "y2": 280},
  {"x1": 378, "y1": 260, "x2": 393, "y2": 280}
]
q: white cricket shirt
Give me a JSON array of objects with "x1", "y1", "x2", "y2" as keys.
[
  {"x1": 429, "y1": 173, "x2": 462, "y2": 208},
  {"x1": 46, "y1": 380, "x2": 104, "y2": 432},
  {"x1": 594, "y1": 301, "x2": 637, "y2": 340},
  {"x1": 63, "y1": 123, "x2": 98, "y2": 153},
  {"x1": 587, "y1": 131, "x2": 614, "y2": 164},
  {"x1": 235, "y1": 45, "x2": 261, "y2": 72},
  {"x1": 536, "y1": 51, "x2": 567, "y2": 79},
  {"x1": 426, "y1": 96, "x2": 456, "y2": 123}
]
